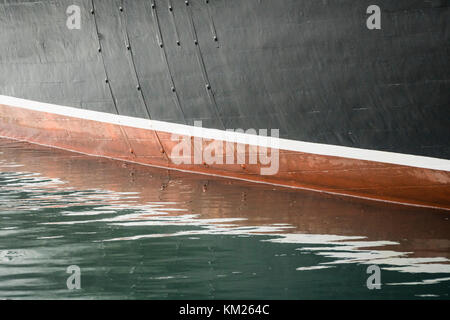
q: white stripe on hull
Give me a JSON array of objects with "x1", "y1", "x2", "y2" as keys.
[{"x1": 1, "y1": 95, "x2": 449, "y2": 172}]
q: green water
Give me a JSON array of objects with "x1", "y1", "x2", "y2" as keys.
[{"x1": 0, "y1": 139, "x2": 449, "y2": 299}]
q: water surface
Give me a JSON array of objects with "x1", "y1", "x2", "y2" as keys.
[{"x1": 0, "y1": 138, "x2": 449, "y2": 299}]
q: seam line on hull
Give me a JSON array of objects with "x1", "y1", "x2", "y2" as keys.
[
  {"x1": 90, "y1": 0, "x2": 135, "y2": 157},
  {"x1": 149, "y1": 0, "x2": 187, "y2": 123},
  {"x1": 118, "y1": 0, "x2": 169, "y2": 161},
  {"x1": 205, "y1": 0, "x2": 219, "y2": 46},
  {"x1": 185, "y1": 0, "x2": 225, "y2": 129},
  {"x1": 118, "y1": 0, "x2": 152, "y2": 119},
  {"x1": 168, "y1": 0, "x2": 181, "y2": 46}
]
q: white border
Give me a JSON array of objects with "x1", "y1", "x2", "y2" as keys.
[{"x1": 1, "y1": 95, "x2": 449, "y2": 172}]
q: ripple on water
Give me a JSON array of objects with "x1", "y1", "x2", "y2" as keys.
[{"x1": 0, "y1": 140, "x2": 449, "y2": 299}]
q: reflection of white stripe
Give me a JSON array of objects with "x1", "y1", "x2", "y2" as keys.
[
  {"x1": 387, "y1": 277, "x2": 450, "y2": 285},
  {"x1": 1, "y1": 95, "x2": 449, "y2": 172}
]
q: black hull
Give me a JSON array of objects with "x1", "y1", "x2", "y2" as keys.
[{"x1": 0, "y1": 0, "x2": 449, "y2": 158}]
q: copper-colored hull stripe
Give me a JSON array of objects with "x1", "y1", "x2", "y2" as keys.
[{"x1": 0, "y1": 103, "x2": 449, "y2": 210}]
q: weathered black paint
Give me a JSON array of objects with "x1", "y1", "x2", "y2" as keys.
[{"x1": 0, "y1": 0, "x2": 449, "y2": 158}]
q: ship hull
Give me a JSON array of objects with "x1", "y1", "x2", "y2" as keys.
[
  {"x1": 0, "y1": 0, "x2": 449, "y2": 208},
  {"x1": 1, "y1": 97, "x2": 449, "y2": 209}
]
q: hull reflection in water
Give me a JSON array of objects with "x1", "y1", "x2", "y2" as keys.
[{"x1": 0, "y1": 138, "x2": 449, "y2": 299}]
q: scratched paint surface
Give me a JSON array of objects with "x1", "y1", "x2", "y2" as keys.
[{"x1": 0, "y1": 138, "x2": 449, "y2": 299}]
